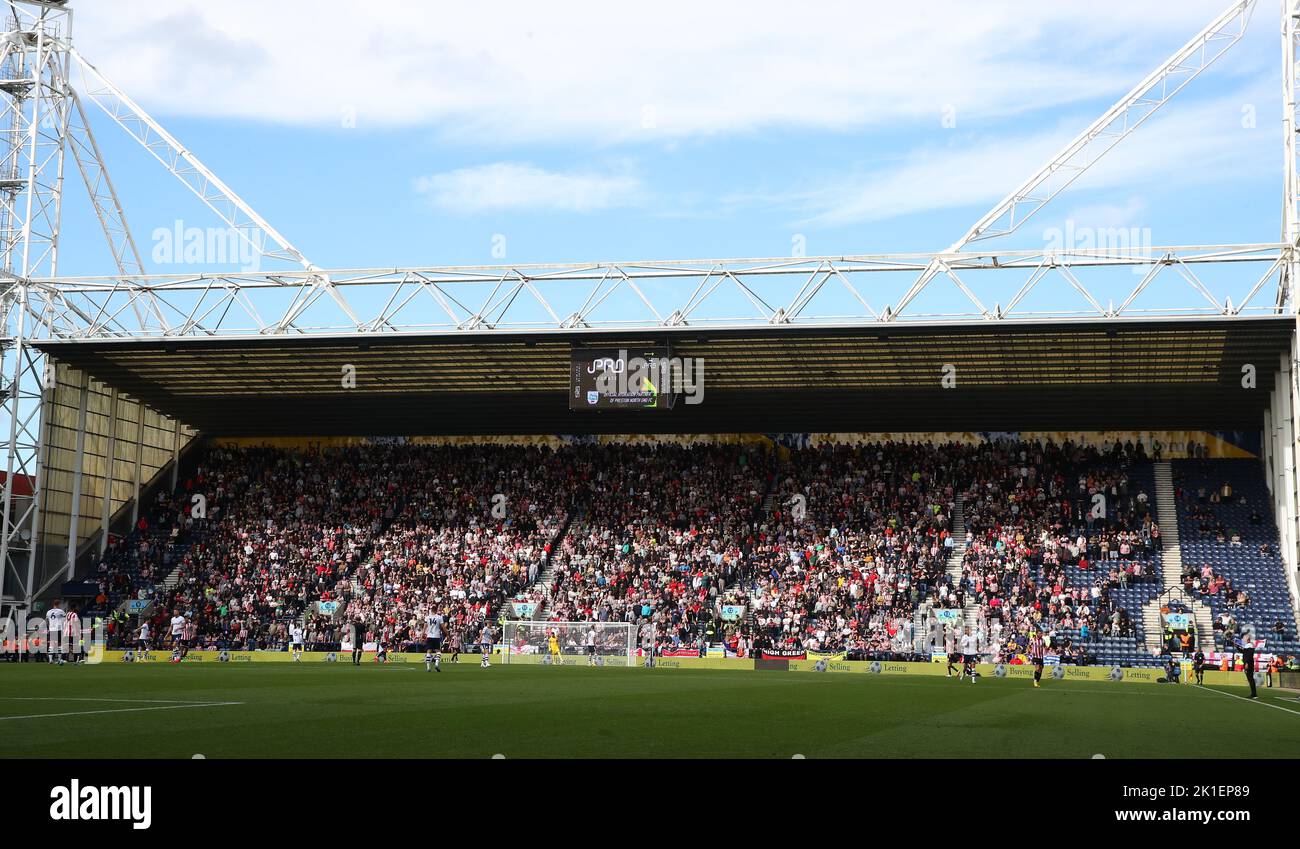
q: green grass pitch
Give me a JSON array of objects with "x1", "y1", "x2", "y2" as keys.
[{"x1": 2, "y1": 663, "x2": 1299, "y2": 758}]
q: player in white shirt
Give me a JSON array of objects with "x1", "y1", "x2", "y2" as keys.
[
  {"x1": 136, "y1": 621, "x2": 151, "y2": 655},
  {"x1": 479, "y1": 623, "x2": 493, "y2": 668},
  {"x1": 585, "y1": 626, "x2": 598, "y2": 666},
  {"x1": 289, "y1": 623, "x2": 305, "y2": 662},
  {"x1": 641, "y1": 625, "x2": 656, "y2": 668},
  {"x1": 169, "y1": 611, "x2": 187, "y2": 663},
  {"x1": 423, "y1": 609, "x2": 445, "y2": 672},
  {"x1": 958, "y1": 627, "x2": 979, "y2": 683},
  {"x1": 45, "y1": 600, "x2": 66, "y2": 665}
]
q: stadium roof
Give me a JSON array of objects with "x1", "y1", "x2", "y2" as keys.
[{"x1": 34, "y1": 316, "x2": 1296, "y2": 436}]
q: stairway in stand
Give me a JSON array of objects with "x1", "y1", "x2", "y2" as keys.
[
  {"x1": 1141, "y1": 462, "x2": 1215, "y2": 655},
  {"x1": 943, "y1": 493, "x2": 979, "y2": 631},
  {"x1": 530, "y1": 508, "x2": 579, "y2": 621}
]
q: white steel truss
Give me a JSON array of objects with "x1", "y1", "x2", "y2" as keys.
[
  {"x1": 8, "y1": 243, "x2": 1285, "y2": 338},
  {"x1": 0, "y1": 0, "x2": 65, "y2": 612},
  {"x1": 0, "y1": 0, "x2": 1297, "y2": 608},
  {"x1": 1282, "y1": 0, "x2": 1300, "y2": 308},
  {"x1": 893, "y1": 0, "x2": 1259, "y2": 320}
]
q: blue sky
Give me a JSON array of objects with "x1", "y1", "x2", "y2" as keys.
[{"x1": 49, "y1": 0, "x2": 1287, "y2": 321}]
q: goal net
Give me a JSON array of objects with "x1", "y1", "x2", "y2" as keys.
[{"x1": 501, "y1": 621, "x2": 636, "y2": 667}]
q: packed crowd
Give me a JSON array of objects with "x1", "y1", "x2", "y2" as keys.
[
  {"x1": 949, "y1": 440, "x2": 1159, "y2": 660},
  {"x1": 85, "y1": 436, "x2": 1295, "y2": 665},
  {"x1": 98, "y1": 443, "x2": 571, "y2": 650},
  {"x1": 738, "y1": 442, "x2": 962, "y2": 657},
  {"x1": 545, "y1": 443, "x2": 770, "y2": 649},
  {"x1": 335, "y1": 445, "x2": 571, "y2": 651}
]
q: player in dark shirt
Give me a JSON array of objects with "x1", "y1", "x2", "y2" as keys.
[
  {"x1": 1193, "y1": 649, "x2": 1205, "y2": 685},
  {"x1": 1029, "y1": 635, "x2": 1046, "y2": 688},
  {"x1": 1237, "y1": 640, "x2": 1257, "y2": 698},
  {"x1": 351, "y1": 619, "x2": 365, "y2": 666}
]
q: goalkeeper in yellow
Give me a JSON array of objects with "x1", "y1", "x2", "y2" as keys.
[{"x1": 547, "y1": 629, "x2": 562, "y2": 665}]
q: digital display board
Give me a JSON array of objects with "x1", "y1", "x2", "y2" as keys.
[{"x1": 570, "y1": 348, "x2": 667, "y2": 410}]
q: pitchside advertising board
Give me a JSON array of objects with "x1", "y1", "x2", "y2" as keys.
[{"x1": 570, "y1": 347, "x2": 670, "y2": 410}]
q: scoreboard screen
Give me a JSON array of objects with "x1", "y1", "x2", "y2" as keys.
[{"x1": 570, "y1": 348, "x2": 667, "y2": 410}]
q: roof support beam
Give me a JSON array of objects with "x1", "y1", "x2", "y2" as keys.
[{"x1": 890, "y1": 0, "x2": 1257, "y2": 321}]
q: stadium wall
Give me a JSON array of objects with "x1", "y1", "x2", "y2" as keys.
[
  {"x1": 23, "y1": 361, "x2": 199, "y2": 604},
  {"x1": 1263, "y1": 345, "x2": 1300, "y2": 632}
]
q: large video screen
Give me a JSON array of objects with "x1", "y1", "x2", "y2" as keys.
[{"x1": 570, "y1": 348, "x2": 667, "y2": 410}]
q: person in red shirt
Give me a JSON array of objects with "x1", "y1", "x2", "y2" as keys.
[{"x1": 1029, "y1": 633, "x2": 1046, "y2": 688}]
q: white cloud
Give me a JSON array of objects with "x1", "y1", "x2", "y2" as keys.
[
  {"x1": 782, "y1": 88, "x2": 1274, "y2": 233},
  {"x1": 1056, "y1": 199, "x2": 1149, "y2": 232},
  {"x1": 414, "y1": 163, "x2": 643, "y2": 213},
  {"x1": 71, "y1": 0, "x2": 1251, "y2": 143}
]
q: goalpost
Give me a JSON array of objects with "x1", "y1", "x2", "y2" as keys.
[{"x1": 500, "y1": 621, "x2": 636, "y2": 667}]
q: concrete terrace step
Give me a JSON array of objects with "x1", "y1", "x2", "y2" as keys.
[
  {"x1": 1145, "y1": 462, "x2": 1211, "y2": 653},
  {"x1": 943, "y1": 493, "x2": 979, "y2": 631}
]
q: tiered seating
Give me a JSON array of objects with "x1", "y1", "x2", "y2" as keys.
[
  {"x1": 1054, "y1": 462, "x2": 1162, "y2": 665},
  {"x1": 1174, "y1": 459, "x2": 1300, "y2": 656},
  {"x1": 338, "y1": 444, "x2": 570, "y2": 651},
  {"x1": 739, "y1": 442, "x2": 961, "y2": 657},
  {"x1": 959, "y1": 441, "x2": 1163, "y2": 666},
  {"x1": 95, "y1": 444, "x2": 571, "y2": 650},
  {"x1": 81, "y1": 437, "x2": 1297, "y2": 669},
  {"x1": 547, "y1": 443, "x2": 771, "y2": 652},
  {"x1": 87, "y1": 479, "x2": 211, "y2": 619}
]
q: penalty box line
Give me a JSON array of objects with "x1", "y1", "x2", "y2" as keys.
[{"x1": 0, "y1": 697, "x2": 244, "y2": 721}]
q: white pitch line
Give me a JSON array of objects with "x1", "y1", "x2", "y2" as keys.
[
  {"x1": 0, "y1": 697, "x2": 229, "y2": 705},
  {"x1": 1195, "y1": 685, "x2": 1300, "y2": 716},
  {"x1": 0, "y1": 701, "x2": 243, "y2": 721}
]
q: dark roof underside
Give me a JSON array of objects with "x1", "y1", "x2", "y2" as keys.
[{"x1": 35, "y1": 318, "x2": 1294, "y2": 435}]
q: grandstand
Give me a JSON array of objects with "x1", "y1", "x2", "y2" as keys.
[
  {"x1": 31, "y1": 420, "x2": 1300, "y2": 674},
  {"x1": 1173, "y1": 460, "x2": 1300, "y2": 656},
  {"x1": 1, "y1": 0, "x2": 1299, "y2": 765}
]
